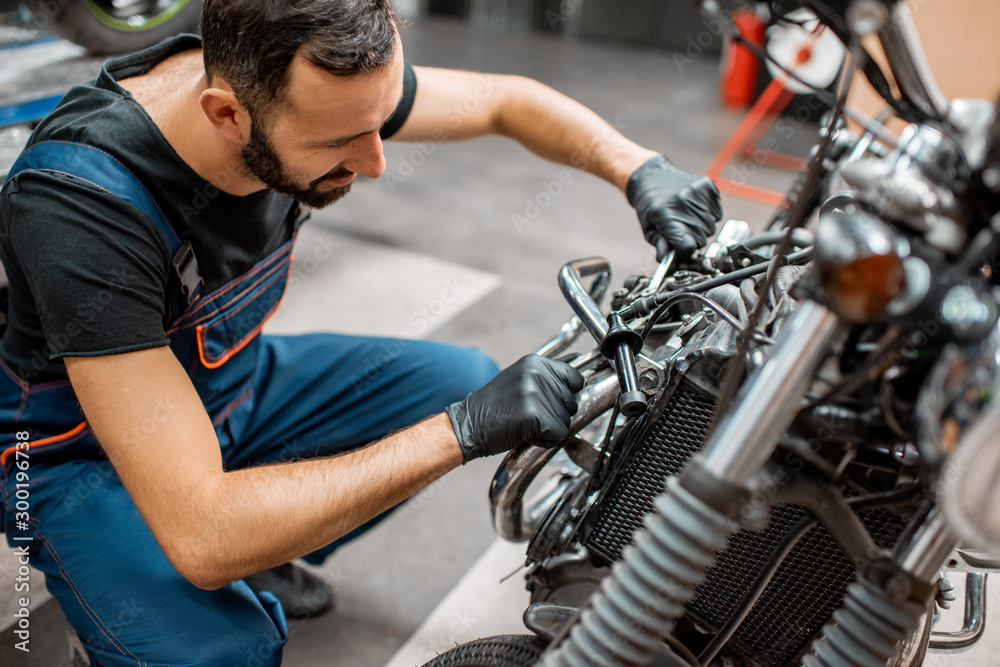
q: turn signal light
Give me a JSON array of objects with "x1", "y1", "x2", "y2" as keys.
[
  {"x1": 821, "y1": 253, "x2": 906, "y2": 322},
  {"x1": 815, "y1": 196, "x2": 908, "y2": 323}
]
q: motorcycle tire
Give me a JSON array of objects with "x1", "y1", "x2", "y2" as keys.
[
  {"x1": 23, "y1": 0, "x2": 201, "y2": 55},
  {"x1": 421, "y1": 634, "x2": 547, "y2": 667}
]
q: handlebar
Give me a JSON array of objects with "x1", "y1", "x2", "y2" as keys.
[
  {"x1": 558, "y1": 258, "x2": 612, "y2": 345},
  {"x1": 536, "y1": 259, "x2": 611, "y2": 358}
]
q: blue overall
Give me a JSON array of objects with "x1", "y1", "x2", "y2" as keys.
[{"x1": 0, "y1": 141, "x2": 498, "y2": 665}]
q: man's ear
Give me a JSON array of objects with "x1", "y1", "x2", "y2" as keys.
[{"x1": 199, "y1": 86, "x2": 249, "y2": 143}]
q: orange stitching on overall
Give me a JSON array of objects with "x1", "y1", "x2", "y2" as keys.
[
  {"x1": 0, "y1": 422, "x2": 87, "y2": 466},
  {"x1": 167, "y1": 245, "x2": 293, "y2": 332},
  {"x1": 27, "y1": 430, "x2": 90, "y2": 456},
  {"x1": 200, "y1": 263, "x2": 289, "y2": 331},
  {"x1": 193, "y1": 238, "x2": 293, "y2": 304},
  {"x1": 197, "y1": 280, "x2": 288, "y2": 369},
  {"x1": 31, "y1": 519, "x2": 142, "y2": 665},
  {"x1": 167, "y1": 253, "x2": 291, "y2": 336}
]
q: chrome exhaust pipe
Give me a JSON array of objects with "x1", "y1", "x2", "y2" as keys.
[{"x1": 490, "y1": 370, "x2": 618, "y2": 542}]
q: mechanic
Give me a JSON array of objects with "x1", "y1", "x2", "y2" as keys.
[{"x1": 0, "y1": 0, "x2": 721, "y2": 664}]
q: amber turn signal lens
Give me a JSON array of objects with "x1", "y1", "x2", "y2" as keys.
[
  {"x1": 814, "y1": 196, "x2": 910, "y2": 323},
  {"x1": 822, "y1": 253, "x2": 906, "y2": 322}
]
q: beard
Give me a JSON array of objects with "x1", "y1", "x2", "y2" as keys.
[{"x1": 239, "y1": 121, "x2": 353, "y2": 209}]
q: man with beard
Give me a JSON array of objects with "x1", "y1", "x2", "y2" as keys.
[{"x1": 0, "y1": 1, "x2": 721, "y2": 664}]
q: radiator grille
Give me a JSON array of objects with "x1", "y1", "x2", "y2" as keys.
[
  {"x1": 585, "y1": 381, "x2": 713, "y2": 561},
  {"x1": 583, "y1": 379, "x2": 911, "y2": 666}
]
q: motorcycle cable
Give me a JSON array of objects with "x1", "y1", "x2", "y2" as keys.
[
  {"x1": 617, "y1": 247, "x2": 814, "y2": 322},
  {"x1": 695, "y1": 485, "x2": 926, "y2": 665},
  {"x1": 591, "y1": 403, "x2": 621, "y2": 484},
  {"x1": 638, "y1": 292, "x2": 774, "y2": 345},
  {"x1": 590, "y1": 406, "x2": 647, "y2": 495},
  {"x1": 711, "y1": 39, "x2": 857, "y2": 427}
]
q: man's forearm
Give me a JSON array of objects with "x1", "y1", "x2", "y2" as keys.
[
  {"x1": 493, "y1": 75, "x2": 657, "y2": 190},
  {"x1": 183, "y1": 413, "x2": 461, "y2": 589}
]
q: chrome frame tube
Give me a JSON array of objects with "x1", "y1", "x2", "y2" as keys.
[
  {"x1": 930, "y1": 573, "x2": 988, "y2": 651},
  {"x1": 898, "y1": 509, "x2": 960, "y2": 583},
  {"x1": 535, "y1": 316, "x2": 585, "y2": 359},
  {"x1": 490, "y1": 445, "x2": 559, "y2": 543},
  {"x1": 558, "y1": 258, "x2": 611, "y2": 345},
  {"x1": 490, "y1": 371, "x2": 618, "y2": 542},
  {"x1": 878, "y1": 2, "x2": 949, "y2": 120},
  {"x1": 699, "y1": 301, "x2": 844, "y2": 485},
  {"x1": 537, "y1": 265, "x2": 612, "y2": 358}
]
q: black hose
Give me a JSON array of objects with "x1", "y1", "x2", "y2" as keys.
[
  {"x1": 638, "y1": 293, "x2": 771, "y2": 344},
  {"x1": 743, "y1": 229, "x2": 814, "y2": 251},
  {"x1": 620, "y1": 248, "x2": 814, "y2": 321}
]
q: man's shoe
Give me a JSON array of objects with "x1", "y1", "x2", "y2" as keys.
[{"x1": 244, "y1": 562, "x2": 335, "y2": 619}]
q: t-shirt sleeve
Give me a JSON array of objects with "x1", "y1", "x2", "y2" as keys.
[
  {"x1": 1, "y1": 171, "x2": 171, "y2": 360},
  {"x1": 379, "y1": 61, "x2": 417, "y2": 140}
]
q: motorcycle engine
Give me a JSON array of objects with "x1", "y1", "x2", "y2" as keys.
[{"x1": 525, "y1": 247, "x2": 919, "y2": 666}]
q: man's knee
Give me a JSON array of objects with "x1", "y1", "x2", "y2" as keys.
[
  {"x1": 61, "y1": 583, "x2": 287, "y2": 667},
  {"x1": 425, "y1": 346, "x2": 499, "y2": 403},
  {"x1": 70, "y1": 610, "x2": 286, "y2": 667},
  {"x1": 77, "y1": 618, "x2": 286, "y2": 667}
]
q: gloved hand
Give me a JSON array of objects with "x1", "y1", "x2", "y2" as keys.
[
  {"x1": 626, "y1": 154, "x2": 723, "y2": 260},
  {"x1": 445, "y1": 354, "x2": 585, "y2": 463}
]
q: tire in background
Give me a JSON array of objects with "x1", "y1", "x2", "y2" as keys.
[
  {"x1": 24, "y1": 0, "x2": 201, "y2": 55},
  {"x1": 421, "y1": 634, "x2": 547, "y2": 667}
]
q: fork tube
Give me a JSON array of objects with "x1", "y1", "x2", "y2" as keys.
[{"x1": 700, "y1": 301, "x2": 844, "y2": 485}]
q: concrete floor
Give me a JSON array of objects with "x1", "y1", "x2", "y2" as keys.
[{"x1": 1, "y1": 13, "x2": 997, "y2": 667}]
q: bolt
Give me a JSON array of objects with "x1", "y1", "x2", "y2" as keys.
[
  {"x1": 639, "y1": 369, "x2": 659, "y2": 392},
  {"x1": 740, "y1": 257, "x2": 752, "y2": 267}
]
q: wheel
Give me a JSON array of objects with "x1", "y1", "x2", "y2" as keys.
[
  {"x1": 421, "y1": 634, "x2": 547, "y2": 667},
  {"x1": 24, "y1": 0, "x2": 201, "y2": 55}
]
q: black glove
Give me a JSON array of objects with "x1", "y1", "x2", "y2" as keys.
[
  {"x1": 626, "y1": 154, "x2": 723, "y2": 260},
  {"x1": 445, "y1": 354, "x2": 585, "y2": 463}
]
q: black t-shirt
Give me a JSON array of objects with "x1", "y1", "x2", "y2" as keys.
[{"x1": 0, "y1": 36, "x2": 416, "y2": 382}]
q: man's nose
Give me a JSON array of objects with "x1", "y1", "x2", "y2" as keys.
[{"x1": 345, "y1": 133, "x2": 386, "y2": 179}]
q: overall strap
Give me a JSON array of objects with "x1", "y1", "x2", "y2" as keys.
[{"x1": 3, "y1": 140, "x2": 204, "y2": 308}]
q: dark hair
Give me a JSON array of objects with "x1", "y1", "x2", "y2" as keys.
[{"x1": 201, "y1": 0, "x2": 399, "y2": 121}]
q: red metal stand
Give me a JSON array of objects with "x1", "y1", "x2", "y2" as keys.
[{"x1": 705, "y1": 76, "x2": 800, "y2": 207}]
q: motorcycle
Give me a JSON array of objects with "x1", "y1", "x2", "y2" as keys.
[
  {"x1": 0, "y1": 0, "x2": 200, "y2": 54},
  {"x1": 423, "y1": 1, "x2": 1000, "y2": 665}
]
